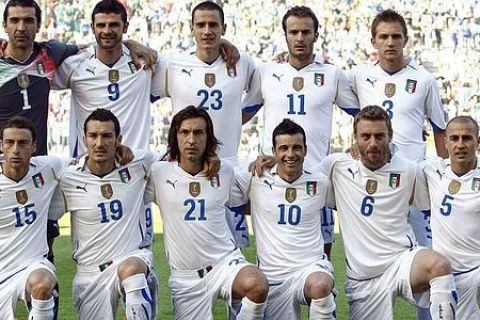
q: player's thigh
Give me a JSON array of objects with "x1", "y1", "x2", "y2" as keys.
[
  {"x1": 168, "y1": 271, "x2": 212, "y2": 320},
  {"x1": 20, "y1": 259, "x2": 56, "y2": 302},
  {"x1": 455, "y1": 269, "x2": 480, "y2": 320},
  {"x1": 0, "y1": 276, "x2": 20, "y2": 320}
]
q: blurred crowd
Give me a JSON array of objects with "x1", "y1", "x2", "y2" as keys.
[{"x1": 2, "y1": 0, "x2": 480, "y2": 158}]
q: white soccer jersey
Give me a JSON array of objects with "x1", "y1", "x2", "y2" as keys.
[
  {"x1": 242, "y1": 58, "x2": 359, "y2": 168},
  {"x1": 0, "y1": 156, "x2": 67, "y2": 276},
  {"x1": 53, "y1": 45, "x2": 165, "y2": 156},
  {"x1": 415, "y1": 157, "x2": 480, "y2": 273},
  {"x1": 321, "y1": 152, "x2": 417, "y2": 279},
  {"x1": 145, "y1": 161, "x2": 237, "y2": 270},
  {"x1": 159, "y1": 52, "x2": 255, "y2": 160},
  {"x1": 52, "y1": 150, "x2": 158, "y2": 267},
  {"x1": 235, "y1": 167, "x2": 330, "y2": 283},
  {"x1": 349, "y1": 60, "x2": 446, "y2": 162}
]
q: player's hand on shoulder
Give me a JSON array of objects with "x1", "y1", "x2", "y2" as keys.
[
  {"x1": 203, "y1": 154, "x2": 221, "y2": 179},
  {"x1": 248, "y1": 155, "x2": 276, "y2": 177},
  {"x1": 115, "y1": 145, "x2": 134, "y2": 165},
  {"x1": 219, "y1": 39, "x2": 239, "y2": 70},
  {"x1": 273, "y1": 51, "x2": 288, "y2": 63},
  {"x1": 125, "y1": 39, "x2": 158, "y2": 70},
  {"x1": 0, "y1": 38, "x2": 7, "y2": 57}
]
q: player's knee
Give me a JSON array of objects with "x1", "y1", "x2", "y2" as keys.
[
  {"x1": 305, "y1": 279, "x2": 332, "y2": 300},
  {"x1": 240, "y1": 268, "x2": 268, "y2": 303},
  {"x1": 117, "y1": 257, "x2": 148, "y2": 280},
  {"x1": 429, "y1": 254, "x2": 452, "y2": 279},
  {"x1": 27, "y1": 270, "x2": 56, "y2": 300}
]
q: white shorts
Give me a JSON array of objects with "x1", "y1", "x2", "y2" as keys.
[
  {"x1": 169, "y1": 249, "x2": 250, "y2": 320},
  {"x1": 408, "y1": 206, "x2": 432, "y2": 247},
  {"x1": 265, "y1": 260, "x2": 334, "y2": 320},
  {"x1": 0, "y1": 258, "x2": 56, "y2": 320},
  {"x1": 73, "y1": 249, "x2": 156, "y2": 320},
  {"x1": 454, "y1": 266, "x2": 480, "y2": 320},
  {"x1": 346, "y1": 247, "x2": 429, "y2": 320}
]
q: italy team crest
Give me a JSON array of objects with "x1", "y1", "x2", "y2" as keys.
[
  {"x1": 209, "y1": 174, "x2": 220, "y2": 188},
  {"x1": 448, "y1": 180, "x2": 461, "y2": 195},
  {"x1": 365, "y1": 179, "x2": 378, "y2": 194},
  {"x1": 16, "y1": 190, "x2": 28, "y2": 205},
  {"x1": 471, "y1": 178, "x2": 480, "y2": 191},
  {"x1": 384, "y1": 83, "x2": 396, "y2": 98},
  {"x1": 226, "y1": 66, "x2": 237, "y2": 78},
  {"x1": 36, "y1": 62, "x2": 45, "y2": 75},
  {"x1": 17, "y1": 73, "x2": 29, "y2": 89},
  {"x1": 205, "y1": 73, "x2": 216, "y2": 87},
  {"x1": 292, "y1": 77, "x2": 304, "y2": 91},
  {"x1": 285, "y1": 188, "x2": 297, "y2": 203},
  {"x1": 189, "y1": 182, "x2": 201, "y2": 197},
  {"x1": 128, "y1": 61, "x2": 136, "y2": 74},
  {"x1": 32, "y1": 173, "x2": 45, "y2": 188},
  {"x1": 314, "y1": 73, "x2": 324, "y2": 87},
  {"x1": 119, "y1": 168, "x2": 131, "y2": 183},
  {"x1": 405, "y1": 79, "x2": 417, "y2": 94},
  {"x1": 306, "y1": 181, "x2": 317, "y2": 195},
  {"x1": 388, "y1": 173, "x2": 401, "y2": 188},
  {"x1": 108, "y1": 69, "x2": 120, "y2": 83},
  {"x1": 101, "y1": 184, "x2": 114, "y2": 199}
]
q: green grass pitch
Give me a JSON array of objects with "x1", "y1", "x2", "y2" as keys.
[{"x1": 16, "y1": 234, "x2": 417, "y2": 319}]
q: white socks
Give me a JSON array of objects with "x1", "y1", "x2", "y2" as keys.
[
  {"x1": 310, "y1": 293, "x2": 336, "y2": 319},
  {"x1": 236, "y1": 296, "x2": 266, "y2": 320},
  {"x1": 429, "y1": 274, "x2": 457, "y2": 320},
  {"x1": 123, "y1": 273, "x2": 154, "y2": 320},
  {"x1": 28, "y1": 296, "x2": 54, "y2": 320}
]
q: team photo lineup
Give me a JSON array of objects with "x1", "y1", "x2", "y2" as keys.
[{"x1": 0, "y1": 0, "x2": 479, "y2": 319}]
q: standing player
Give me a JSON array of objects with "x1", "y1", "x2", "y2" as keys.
[
  {"x1": 49, "y1": 109, "x2": 158, "y2": 319},
  {"x1": 416, "y1": 116, "x2": 480, "y2": 319},
  {"x1": 348, "y1": 12, "x2": 448, "y2": 318},
  {"x1": 242, "y1": 6, "x2": 359, "y2": 256},
  {"x1": 0, "y1": 0, "x2": 78, "y2": 156},
  {"x1": 235, "y1": 119, "x2": 335, "y2": 319},
  {"x1": 156, "y1": 1, "x2": 256, "y2": 247},
  {"x1": 0, "y1": 117, "x2": 67, "y2": 319},
  {"x1": 53, "y1": 0, "x2": 164, "y2": 250},
  {"x1": 320, "y1": 106, "x2": 456, "y2": 320},
  {"x1": 145, "y1": 106, "x2": 268, "y2": 320}
]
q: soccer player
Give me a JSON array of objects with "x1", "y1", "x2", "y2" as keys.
[
  {"x1": 49, "y1": 109, "x2": 158, "y2": 319},
  {"x1": 53, "y1": 0, "x2": 164, "y2": 248},
  {"x1": 155, "y1": 1, "x2": 256, "y2": 247},
  {"x1": 320, "y1": 106, "x2": 456, "y2": 320},
  {"x1": 242, "y1": 5, "x2": 359, "y2": 256},
  {"x1": 235, "y1": 119, "x2": 335, "y2": 319},
  {"x1": 347, "y1": 11, "x2": 448, "y2": 318},
  {"x1": 415, "y1": 116, "x2": 480, "y2": 319},
  {"x1": 0, "y1": 116, "x2": 67, "y2": 319},
  {"x1": 145, "y1": 106, "x2": 268, "y2": 320}
]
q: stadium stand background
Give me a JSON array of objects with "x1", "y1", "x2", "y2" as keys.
[{"x1": 2, "y1": 0, "x2": 479, "y2": 158}]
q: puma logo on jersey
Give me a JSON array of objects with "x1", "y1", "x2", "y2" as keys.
[
  {"x1": 366, "y1": 78, "x2": 377, "y2": 87},
  {"x1": 76, "y1": 184, "x2": 87, "y2": 192},
  {"x1": 436, "y1": 169, "x2": 444, "y2": 180},
  {"x1": 166, "y1": 179, "x2": 177, "y2": 189},
  {"x1": 272, "y1": 73, "x2": 283, "y2": 81},
  {"x1": 182, "y1": 69, "x2": 193, "y2": 77},
  {"x1": 263, "y1": 180, "x2": 274, "y2": 190},
  {"x1": 348, "y1": 168, "x2": 357, "y2": 179},
  {"x1": 86, "y1": 67, "x2": 96, "y2": 76}
]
